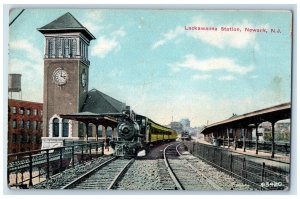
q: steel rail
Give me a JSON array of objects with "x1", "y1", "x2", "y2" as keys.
[
  {"x1": 107, "y1": 158, "x2": 135, "y2": 190},
  {"x1": 175, "y1": 143, "x2": 224, "y2": 191},
  {"x1": 60, "y1": 157, "x2": 117, "y2": 189},
  {"x1": 163, "y1": 143, "x2": 184, "y2": 190}
]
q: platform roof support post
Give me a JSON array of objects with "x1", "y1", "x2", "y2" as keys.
[
  {"x1": 84, "y1": 122, "x2": 89, "y2": 143},
  {"x1": 102, "y1": 125, "x2": 107, "y2": 140},
  {"x1": 242, "y1": 128, "x2": 246, "y2": 152},
  {"x1": 271, "y1": 121, "x2": 275, "y2": 158},
  {"x1": 255, "y1": 124, "x2": 259, "y2": 154},
  {"x1": 95, "y1": 124, "x2": 99, "y2": 142}
]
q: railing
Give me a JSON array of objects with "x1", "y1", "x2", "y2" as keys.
[
  {"x1": 206, "y1": 137, "x2": 290, "y2": 156},
  {"x1": 7, "y1": 141, "x2": 104, "y2": 188},
  {"x1": 183, "y1": 141, "x2": 290, "y2": 190}
]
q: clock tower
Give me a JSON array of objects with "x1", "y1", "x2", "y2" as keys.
[{"x1": 38, "y1": 12, "x2": 95, "y2": 146}]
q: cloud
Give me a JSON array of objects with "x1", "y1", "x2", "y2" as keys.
[
  {"x1": 83, "y1": 10, "x2": 104, "y2": 33},
  {"x1": 10, "y1": 39, "x2": 42, "y2": 61},
  {"x1": 171, "y1": 54, "x2": 253, "y2": 75},
  {"x1": 9, "y1": 59, "x2": 43, "y2": 102},
  {"x1": 152, "y1": 27, "x2": 183, "y2": 49},
  {"x1": 152, "y1": 17, "x2": 269, "y2": 49},
  {"x1": 9, "y1": 39, "x2": 44, "y2": 102},
  {"x1": 192, "y1": 74, "x2": 211, "y2": 80},
  {"x1": 91, "y1": 28, "x2": 126, "y2": 58},
  {"x1": 218, "y1": 75, "x2": 235, "y2": 81}
]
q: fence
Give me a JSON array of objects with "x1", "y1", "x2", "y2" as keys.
[
  {"x1": 183, "y1": 141, "x2": 290, "y2": 190},
  {"x1": 7, "y1": 141, "x2": 104, "y2": 188}
]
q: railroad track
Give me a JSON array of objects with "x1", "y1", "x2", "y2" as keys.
[
  {"x1": 61, "y1": 157, "x2": 135, "y2": 189},
  {"x1": 164, "y1": 142, "x2": 223, "y2": 190}
]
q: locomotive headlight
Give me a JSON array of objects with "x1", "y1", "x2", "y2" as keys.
[{"x1": 122, "y1": 127, "x2": 130, "y2": 134}]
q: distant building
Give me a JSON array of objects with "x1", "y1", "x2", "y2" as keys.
[
  {"x1": 180, "y1": 118, "x2": 190, "y2": 131},
  {"x1": 8, "y1": 99, "x2": 43, "y2": 154},
  {"x1": 170, "y1": 121, "x2": 183, "y2": 133}
]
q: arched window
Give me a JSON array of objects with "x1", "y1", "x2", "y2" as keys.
[
  {"x1": 62, "y1": 119, "x2": 69, "y2": 137},
  {"x1": 53, "y1": 118, "x2": 59, "y2": 137}
]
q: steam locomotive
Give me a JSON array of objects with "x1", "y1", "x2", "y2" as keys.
[{"x1": 110, "y1": 108, "x2": 177, "y2": 157}]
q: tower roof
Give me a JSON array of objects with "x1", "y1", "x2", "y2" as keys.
[{"x1": 37, "y1": 12, "x2": 95, "y2": 40}]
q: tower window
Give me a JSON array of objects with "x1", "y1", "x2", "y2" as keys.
[
  {"x1": 48, "y1": 38, "x2": 54, "y2": 57},
  {"x1": 64, "y1": 39, "x2": 70, "y2": 57},
  {"x1": 71, "y1": 39, "x2": 77, "y2": 57}
]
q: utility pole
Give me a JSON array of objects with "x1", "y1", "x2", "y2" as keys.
[{"x1": 9, "y1": 9, "x2": 25, "y2": 26}]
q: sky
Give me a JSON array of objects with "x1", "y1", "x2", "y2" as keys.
[{"x1": 8, "y1": 9, "x2": 292, "y2": 127}]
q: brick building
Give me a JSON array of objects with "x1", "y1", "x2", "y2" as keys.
[{"x1": 8, "y1": 99, "x2": 43, "y2": 154}]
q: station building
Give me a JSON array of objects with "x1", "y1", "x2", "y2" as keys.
[{"x1": 8, "y1": 99, "x2": 43, "y2": 154}]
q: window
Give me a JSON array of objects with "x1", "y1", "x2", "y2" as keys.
[
  {"x1": 12, "y1": 120, "x2": 17, "y2": 128},
  {"x1": 33, "y1": 121, "x2": 37, "y2": 130},
  {"x1": 26, "y1": 120, "x2": 30, "y2": 129},
  {"x1": 22, "y1": 134, "x2": 27, "y2": 143},
  {"x1": 48, "y1": 38, "x2": 54, "y2": 57},
  {"x1": 55, "y1": 38, "x2": 61, "y2": 57},
  {"x1": 64, "y1": 39, "x2": 70, "y2": 57},
  {"x1": 26, "y1": 108, "x2": 31, "y2": 115},
  {"x1": 53, "y1": 118, "x2": 59, "y2": 137},
  {"x1": 19, "y1": 107, "x2": 24, "y2": 115},
  {"x1": 62, "y1": 119, "x2": 69, "y2": 137},
  {"x1": 18, "y1": 134, "x2": 23, "y2": 143},
  {"x1": 12, "y1": 107, "x2": 17, "y2": 114},
  {"x1": 40, "y1": 122, "x2": 43, "y2": 130},
  {"x1": 32, "y1": 135, "x2": 37, "y2": 143},
  {"x1": 12, "y1": 134, "x2": 17, "y2": 143},
  {"x1": 40, "y1": 110, "x2": 43, "y2": 116},
  {"x1": 33, "y1": 109, "x2": 37, "y2": 116},
  {"x1": 26, "y1": 134, "x2": 30, "y2": 143},
  {"x1": 19, "y1": 120, "x2": 24, "y2": 128},
  {"x1": 71, "y1": 39, "x2": 77, "y2": 57}
]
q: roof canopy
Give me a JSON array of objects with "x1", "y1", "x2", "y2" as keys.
[
  {"x1": 60, "y1": 112, "x2": 120, "y2": 128},
  {"x1": 81, "y1": 89, "x2": 126, "y2": 114},
  {"x1": 202, "y1": 102, "x2": 291, "y2": 135}
]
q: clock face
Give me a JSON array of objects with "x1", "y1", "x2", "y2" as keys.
[
  {"x1": 53, "y1": 68, "x2": 68, "y2": 86},
  {"x1": 81, "y1": 71, "x2": 87, "y2": 87}
]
